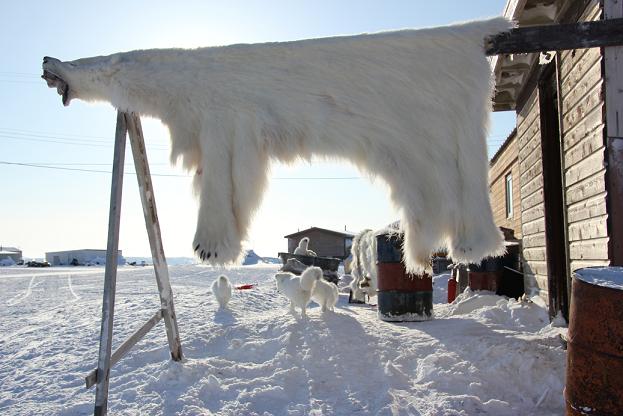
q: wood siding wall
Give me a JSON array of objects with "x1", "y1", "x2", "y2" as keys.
[
  {"x1": 559, "y1": 2, "x2": 609, "y2": 272},
  {"x1": 516, "y1": 0, "x2": 609, "y2": 302},
  {"x1": 517, "y1": 89, "x2": 549, "y2": 300},
  {"x1": 489, "y1": 134, "x2": 522, "y2": 238},
  {"x1": 287, "y1": 230, "x2": 348, "y2": 258}
]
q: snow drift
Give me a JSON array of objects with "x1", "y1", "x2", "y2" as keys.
[{"x1": 42, "y1": 17, "x2": 509, "y2": 272}]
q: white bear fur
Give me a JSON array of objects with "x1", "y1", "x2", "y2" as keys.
[
  {"x1": 350, "y1": 229, "x2": 379, "y2": 298},
  {"x1": 42, "y1": 17, "x2": 509, "y2": 272},
  {"x1": 293, "y1": 237, "x2": 317, "y2": 256}
]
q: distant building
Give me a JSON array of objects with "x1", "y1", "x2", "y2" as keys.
[
  {"x1": 45, "y1": 249, "x2": 124, "y2": 266},
  {"x1": 284, "y1": 227, "x2": 354, "y2": 259},
  {"x1": 0, "y1": 246, "x2": 22, "y2": 263}
]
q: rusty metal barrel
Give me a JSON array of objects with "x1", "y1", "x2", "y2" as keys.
[
  {"x1": 467, "y1": 257, "x2": 503, "y2": 293},
  {"x1": 375, "y1": 233, "x2": 433, "y2": 322},
  {"x1": 565, "y1": 266, "x2": 623, "y2": 415}
]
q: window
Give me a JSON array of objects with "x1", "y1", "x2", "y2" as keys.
[{"x1": 505, "y1": 173, "x2": 513, "y2": 219}]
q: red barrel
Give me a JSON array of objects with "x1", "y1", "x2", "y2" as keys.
[
  {"x1": 376, "y1": 233, "x2": 433, "y2": 322},
  {"x1": 447, "y1": 278, "x2": 457, "y2": 303},
  {"x1": 467, "y1": 257, "x2": 503, "y2": 292},
  {"x1": 565, "y1": 267, "x2": 623, "y2": 415}
]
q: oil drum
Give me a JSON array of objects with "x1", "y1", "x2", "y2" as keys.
[
  {"x1": 565, "y1": 267, "x2": 623, "y2": 415},
  {"x1": 376, "y1": 233, "x2": 433, "y2": 322}
]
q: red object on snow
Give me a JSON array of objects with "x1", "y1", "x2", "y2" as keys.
[
  {"x1": 235, "y1": 284, "x2": 255, "y2": 290},
  {"x1": 447, "y1": 278, "x2": 457, "y2": 303}
]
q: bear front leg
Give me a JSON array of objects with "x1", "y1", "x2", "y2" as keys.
[{"x1": 192, "y1": 125, "x2": 242, "y2": 265}]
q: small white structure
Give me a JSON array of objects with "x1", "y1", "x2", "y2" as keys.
[
  {"x1": 0, "y1": 246, "x2": 22, "y2": 264},
  {"x1": 46, "y1": 249, "x2": 125, "y2": 266}
]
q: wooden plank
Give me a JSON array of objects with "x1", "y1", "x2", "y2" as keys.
[
  {"x1": 563, "y1": 128, "x2": 604, "y2": 168},
  {"x1": 520, "y1": 156, "x2": 543, "y2": 184},
  {"x1": 562, "y1": 85, "x2": 604, "y2": 135},
  {"x1": 559, "y1": 48, "x2": 601, "y2": 100},
  {"x1": 522, "y1": 201, "x2": 545, "y2": 225},
  {"x1": 86, "y1": 310, "x2": 163, "y2": 389},
  {"x1": 569, "y1": 238, "x2": 610, "y2": 260},
  {"x1": 565, "y1": 171, "x2": 606, "y2": 205},
  {"x1": 522, "y1": 259, "x2": 549, "y2": 277},
  {"x1": 564, "y1": 150, "x2": 605, "y2": 187},
  {"x1": 568, "y1": 216, "x2": 608, "y2": 241},
  {"x1": 604, "y1": 0, "x2": 623, "y2": 265},
  {"x1": 523, "y1": 247, "x2": 547, "y2": 261},
  {"x1": 485, "y1": 18, "x2": 623, "y2": 56},
  {"x1": 558, "y1": 3, "x2": 602, "y2": 77},
  {"x1": 125, "y1": 113, "x2": 183, "y2": 362},
  {"x1": 94, "y1": 111, "x2": 127, "y2": 416},
  {"x1": 522, "y1": 217, "x2": 546, "y2": 236},
  {"x1": 561, "y1": 65, "x2": 602, "y2": 118},
  {"x1": 567, "y1": 195, "x2": 607, "y2": 223},
  {"x1": 519, "y1": 143, "x2": 543, "y2": 176},
  {"x1": 521, "y1": 188, "x2": 544, "y2": 212},
  {"x1": 520, "y1": 174, "x2": 544, "y2": 200},
  {"x1": 523, "y1": 233, "x2": 546, "y2": 248},
  {"x1": 562, "y1": 107, "x2": 604, "y2": 153}
]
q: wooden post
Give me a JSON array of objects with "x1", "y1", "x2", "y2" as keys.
[
  {"x1": 94, "y1": 111, "x2": 127, "y2": 416},
  {"x1": 125, "y1": 113, "x2": 183, "y2": 361},
  {"x1": 604, "y1": 0, "x2": 623, "y2": 266},
  {"x1": 485, "y1": 17, "x2": 623, "y2": 55}
]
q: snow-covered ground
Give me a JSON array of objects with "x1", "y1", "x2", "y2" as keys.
[{"x1": 0, "y1": 265, "x2": 566, "y2": 415}]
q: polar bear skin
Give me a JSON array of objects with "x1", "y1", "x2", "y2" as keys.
[{"x1": 42, "y1": 17, "x2": 509, "y2": 272}]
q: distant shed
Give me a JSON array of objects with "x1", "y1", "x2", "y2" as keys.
[
  {"x1": 284, "y1": 227, "x2": 354, "y2": 259},
  {"x1": 45, "y1": 249, "x2": 124, "y2": 266},
  {"x1": 0, "y1": 246, "x2": 22, "y2": 263}
]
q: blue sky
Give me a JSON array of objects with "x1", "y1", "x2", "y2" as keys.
[{"x1": 1, "y1": 0, "x2": 514, "y2": 259}]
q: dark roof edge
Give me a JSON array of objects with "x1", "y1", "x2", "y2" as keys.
[
  {"x1": 284, "y1": 227, "x2": 355, "y2": 238},
  {"x1": 489, "y1": 128, "x2": 518, "y2": 166}
]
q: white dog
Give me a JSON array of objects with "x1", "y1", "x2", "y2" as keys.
[
  {"x1": 293, "y1": 237, "x2": 317, "y2": 256},
  {"x1": 274, "y1": 270, "x2": 317, "y2": 318},
  {"x1": 211, "y1": 275, "x2": 232, "y2": 308},
  {"x1": 305, "y1": 266, "x2": 339, "y2": 312},
  {"x1": 42, "y1": 17, "x2": 508, "y2": 273}
]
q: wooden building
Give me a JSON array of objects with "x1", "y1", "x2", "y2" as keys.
[
  {"x1": 0, "y1": 246, "x2": 22, "y2": 264},
  {"x1": 45, "y1": 249, "x2": 124, "y2": 266},
  {"x1": 490, "y1": 0, "x2": 623, "y2": 320},
  {"x1": 489, "y1": 129, "x2": 522, "y2": 239},
  {"x1": 284, "y1": 227, "x2": 354, "y2": 259}
]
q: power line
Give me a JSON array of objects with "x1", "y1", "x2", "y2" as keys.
[
  {"x1": 0, "y1": 161, "x2": 363, "y2": 180},
  {"x1": 0, "y1": 71, "x2": 41, "y2": 77},
  {"x1": 0, "y1": 133, "x2": 169, "y2": 150},
  {"x1": 0, "y1": 161, "x2": 188, "y2": 177}
]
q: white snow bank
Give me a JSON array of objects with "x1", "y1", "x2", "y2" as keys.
[
  {"x1": 574, "y1": 266, "x2": 623, "y2": 290},
  {"x1": 442, "y1": 288, "x2": 550, "y2": 331},
  {"x1": 0, "y1": 265, "x2": 567, "y2": 415}
]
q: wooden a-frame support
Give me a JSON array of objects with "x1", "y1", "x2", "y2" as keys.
[{"x1": 88, "y1": 111, "x2": 182, "y2": 416}]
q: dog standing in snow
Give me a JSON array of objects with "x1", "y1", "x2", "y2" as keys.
[
  {"x1": 274, "y1": 270, "x2": 317, "y2": 318},
  {"x1": 305, "y1": 266, "x2": 339, "y2": 312},
  {"x1": 293, "y1": 237, "x2": 317, "y2": 256},
  {"x1": 42, "y1": 17, "x2": 509, "y2": 273},
  {"x1": 211, "y1": 275, "x2": 232, "y2": 308}
]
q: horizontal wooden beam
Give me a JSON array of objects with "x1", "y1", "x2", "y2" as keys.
[
  {"x1": 485, "y1": 18, "x2": 623, "y2": 56},
  {"x1": 86, "y1": 309, "x2": 163, "y2": 389}
]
